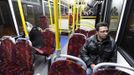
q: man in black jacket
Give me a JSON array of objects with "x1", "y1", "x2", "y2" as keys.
[{"x1": 80, "y1": 22, "x2": 117, "y2": 75}]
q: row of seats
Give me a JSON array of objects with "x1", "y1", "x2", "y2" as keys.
[
  {"x1": 48, "y1": 29, "x2": 134, "y2": 75},
  {"x1": 48, "y1": 29, "x2": 96, "y2": 75},
  {"x1": 67, "y1": 28, "x2": 96, "y2": 57},
  {"x1": 0, "y1": 36, "x2": 33, "y2": 75},
  {"x1": 75, "y1": 28, "x2": 96, "y2": 38}
]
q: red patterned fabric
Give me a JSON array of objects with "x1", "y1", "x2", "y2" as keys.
[
  {"x1": 48, "y1": 60, "x2": 87, "y2": 75},
  {"x1": 75, "y1": 28, "x2": 88, "y2": 37},
  {"x1": 42, "y1": 29, "x2": 55, "y2": 47},
  {"x1": 39, "y1": 47, "x2": 55, "y2": 56},
  {"x1": 36, "y1": 29, "x2": 55, "y2": 56},
  {"x1": 14, "y1": 40, "x2": 33, "y2": 70},
  {"x1": 0, "y1": 38, "x2": 16, "y2": 72},
  {"x1": 67, "y1": 33, "x2": 86, "y2": 57},
  {"x1": 87, "y1": 30, "x2": 96, "y2": 37},
  {"x1": 0, "y1": 38, "x2": 15, "y2": 64},
  {"x1": 0, "y1": 38, "x2": 33, "y2": 75},
  {"x1": 93, "y1": 69, "x2": 129, "y2": 75}
]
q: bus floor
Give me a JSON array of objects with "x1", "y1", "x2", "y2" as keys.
[{"x1": 33, "y1": 35, "x2": 68, "y2": 75}]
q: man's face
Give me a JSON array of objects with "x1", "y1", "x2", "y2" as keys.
[{"x1": 96, "y1": 26, "x2": 109, "y2": 40}]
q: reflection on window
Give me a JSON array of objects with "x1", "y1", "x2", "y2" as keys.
[
  {"x1": 120, "y1": 2, "x2": 134, "y2": 60},
  {"x1": 109, "y1": 0, "x2": 125, "y2": 39}
]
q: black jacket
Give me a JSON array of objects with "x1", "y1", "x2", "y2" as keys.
[
  {"x1": 29, "y1": 27, "x2": 44, "y2": 48},
  {"x1": 80, "y1": 35, "x2": 117, "y2": 67}
]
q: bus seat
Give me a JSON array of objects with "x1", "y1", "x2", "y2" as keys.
[
  {"x1": 35, "y1": 28, "x2": 55, "y2": 56},
  {"x1": 0, "y1": 36, "x2": 15, "y2": 65},
  {"x1": 13, "y1": 38, "x2": 33, "y2": 74},
  {"x1": 87, "y1": 29, "x2": 96, "y2": 38},
  {"x1": 93, "y1": 62, "x2": 134, "y2": 75},
  {"x1": 39, "y1": 16, "x2": 49, "y2": 30},
  {"x1": 0, "y1": 36, "x2": 17, "y2": 73},
  {"x1": 67, "y1": 33, "x2": 86, "y2": 57},
  {"x1": 49, "y1": 54, "x2": 87, "y2": 75},
  {"x1": 75, "y1": 28, "x2": 88, "y2": 37},
  {"x1": 0, "y1": 37, "x2": 33, "y2": 74}
]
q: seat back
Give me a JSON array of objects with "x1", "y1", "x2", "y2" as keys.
[
  {"x1": 39, "y1": 16, "x2": 49, "y2": 30},
  {"x1": 42, "y1": 28, "x2": 55, "y2": 47},
  {"x1": 75, "y1": 28, "x2": 88, "y2": 37},
  {"x1": 49, "y1": 54, "x2": 87, "y2": 75},
  {"x1": 87, "y1": 29, "x2": 96, "y2": 38},
  {"x1": 14, "y1": 38, "x2": 33, "y2": 69},
  {"x1": 67, "y1": 33, "x2": 86, "y2": 57},
  {"x1": 93, "y1": 63, "x2": 134, "y2": 75},
  {"x1": 39, "y1": 28, "x2": 55, "y2": 56},
  {"x1": 0, "y1": 36, "x2": 15, "y2": 64}
]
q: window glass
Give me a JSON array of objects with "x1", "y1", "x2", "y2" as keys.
[
  {"x1": 44, "y1": 2, "x2": 54, "y2": 25},
  {"x1": 12, "y1": 1, "x2": 42, "y2": 34},
  {"x1": 109, "y1": 0, "x2": 125, "y2": 38},
  {"x1": 120, "y1": 2, "x2": 134, "y2": 60},
  {"x1": 0, "y1": 1, "x2": 16, "y2": 37}
]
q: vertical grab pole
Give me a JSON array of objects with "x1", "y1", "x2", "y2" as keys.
[
  {"x1": 76, "y1": 0, "x2": 79, "y2": 30},
  {"x1": 54, "y1": 0, "x2": 61, "y2": 51},
  {"x1": 68, "y1": 1, "x2": 71, "y2": 36},
  {"x1": 59, "y1": 0, "x2": 62, "y2": 32},
  {"x1": 17, "y1": 0, "x2": 29, "y2": 37},
  {"x1": 8, "y1": 0, "x2": 20, "y2": 36},
  {"x1": 48, "y1": 0, "x2": 53, "y2": 26},
  {"x1": 72, "y1": 0, "x2": 76, "y2": 32}
]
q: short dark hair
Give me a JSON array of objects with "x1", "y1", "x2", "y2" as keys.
[{"x1": 95, "y1": 22, "x2": 109, "y2": 31}]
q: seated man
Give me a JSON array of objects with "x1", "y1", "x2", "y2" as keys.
[{"x1": 80, "y1": 22, "x2": 117, "y2": 75}]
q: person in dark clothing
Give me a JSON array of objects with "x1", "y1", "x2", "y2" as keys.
[
  {"x1": 29, "y1": 26, "x2": 44, "y2": 48},
  {"x1": 80, "y1": 22, "x2": 117, "y2": 75}
]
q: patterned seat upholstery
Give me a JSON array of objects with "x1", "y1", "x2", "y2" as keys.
[
  {"x1": 94, "y1": 69, "x2": 129, "y2": 75},
  {"x1": 93, "y1": 63, "x2": 134, "y2": 75},
  {"x1": 49, "y1": 60, "x2": 87, "y2": 75},
  {"x1": 15, "y1": 39, "x2": 33, "y2": 67},
  {"x1": 67, "y1": 33, "x2": 86, "y2": 57},
  {"x1": 0, "y1": 37, "x2": 16, "y2": 74},
  {"x1": 0, "y1": 38, "x2": 15, "y2": 66},
  {"x1": 0, "y1": 37, "x2": 33, "y2": 75},
  {"x1": 87, "y1": 29, "x2": 96, "y2": 38},
  {"x1": 75, "y1": 28, "x2": 88, "y2": 37},
  {"x1": 36, "y1": 28, "x2": 55, "y2": 56},
  {"x1": 13, "y1": 39, "x2": 33, "y2": 74}
]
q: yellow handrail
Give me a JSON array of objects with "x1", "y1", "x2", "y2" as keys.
[
  {"x1": 17, "y1": 0, "x2": 28, "y2": 37},
  {"x1": 76, "y1": 0, "x2": 79, "y2": 30},
  {"x1": 72, "y1": 0, "x2": 76, "y2": 32},
  {"x1": 68, "y1": 1, "x2": 71, "y2": 36},
  {"x1": 48, "y1": 0, "x2": 53, "y2": 25},
  {"x1": 54, "y1": 0, "x2": 61, "y2": 50},
  {"x1": 59, "y1": 0, "x2": 62, "y2": 32}
]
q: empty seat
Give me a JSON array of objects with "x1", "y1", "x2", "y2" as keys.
[
  {"x1": 87, "y1": 29, "x2": 96, "y2": 38},
  {"x1": 75, "y1": 28, "x2": 88, "y2": 37},
  {"x1": 93, "y1": 63, "x2": 134, "y2": 75},
  {"x1": 0, "y1": 36, "x2": 33, "y2": 75},
  {"x1": 13, "y1": 38, "x2": 33, "y2": 74},
  {"x1": 49, "y1": 54, "x2": 87, "y2": 75},
  {"x1": 0, "y1": 36, "x2": 16, "y2": 74},
  {"x1": 35, "y1": 28, "x2": 55, "y2": 56},
  {"x1": 0, "y1": 36, "x2": 15, "y2": 65},
  {"x1": 67, "y1": 33, "x2": 86, "y2": 57}
]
